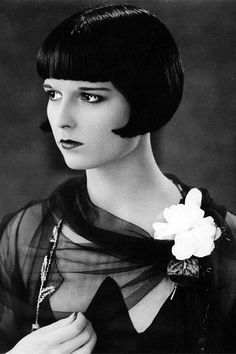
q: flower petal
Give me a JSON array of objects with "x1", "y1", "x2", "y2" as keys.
[
  {"x1": 192, "y1": 222, "x2": 217, "y2": 240},
  {"x1": 185, "y1": 188, "x2": 202, "y2": 207},
  {"x1": 172, "y1": 243, "x2": 194, "y2": 260},
  {"x1": 153, "y1": 187, "x2": 217, "y2": 260},
  {"x1": 153, "y1": 222, "x2": 175, "y2": 240},
  {"x1": 163, "y1": 203, "x2": 204, "y2": 233},
  {"x1": 193, "y1": 238, "x2": 215, "y2": 257},
  {"x1": 172, "y1": 231, "x2": 196, "y2": 260},
  {"x1": 214, "y1": 227, "x2": 222, "y2": 241}
]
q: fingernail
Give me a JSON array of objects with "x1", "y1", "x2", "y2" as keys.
[
  {"x1": 76, "y1": 312, "x2": 84, "y2": 318},
  {"x1": 69, "y1": 312, "x2": 76, "y2": 320}
]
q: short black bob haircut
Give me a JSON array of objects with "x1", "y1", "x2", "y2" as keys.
[{"x1": 37, "y1": 4, "x2": 184, "y2": 137}]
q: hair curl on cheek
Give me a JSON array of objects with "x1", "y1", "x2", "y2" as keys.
[{"x1": 38, "y1": 119, "x2": 52, "y2": 132}]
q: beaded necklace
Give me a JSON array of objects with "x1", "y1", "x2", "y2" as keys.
[{"x1": 31, "y1": 219, "x2": 62, "y2": 331}]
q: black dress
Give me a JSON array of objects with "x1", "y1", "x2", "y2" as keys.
[{"x1": 0, "y1": 173, "x2": 236, "y2": 353}]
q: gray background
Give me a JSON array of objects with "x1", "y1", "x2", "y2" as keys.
[{"x1": 0, "y1": 0, "x2": 235, "y2": 218}]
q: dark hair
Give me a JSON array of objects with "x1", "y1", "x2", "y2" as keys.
[{"x1": 37, "y1": 4, "x2": 184, "y2": 137}]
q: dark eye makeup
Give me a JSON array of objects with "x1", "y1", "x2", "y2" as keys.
[
  {"x1": 44, "y1": 89, "x2": 104, "y2": 104},
  {"x1": 44, "y1": 90, "x2": 61, "y2": 101},
  {"x1": 80, "y1": 92, "x2": 104, "y2": 103}
]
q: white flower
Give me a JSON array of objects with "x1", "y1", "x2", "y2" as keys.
[{"x1": 153, "y1": 188, "x2": 221, "y2": 260}]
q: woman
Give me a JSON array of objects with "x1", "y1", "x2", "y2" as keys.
[{"x1": 0, "y1": 4, "x2": 235, "y2": 353}]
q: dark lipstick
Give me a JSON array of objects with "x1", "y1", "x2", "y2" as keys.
[{"x1": 60, "y1": 139, "x2": 84, "y2": 150}]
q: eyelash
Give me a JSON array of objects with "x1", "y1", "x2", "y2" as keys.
[
  {"x1": 80, "y1": 92, "x2": 103, "y2": 104},
  {"x1": 45, "y1": 90, "x2": 60, "y2": 101},
  {"x1": 45, "y1": 90, "x2": 103, "y2": 104}
]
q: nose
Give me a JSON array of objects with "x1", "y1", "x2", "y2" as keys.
[{"x1": 54, "y1": 100, "x2": 77, "y2": 129}]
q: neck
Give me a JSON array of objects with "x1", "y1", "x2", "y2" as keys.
[{"x1": 86, "y1": 134, "x2": 175, "y2": 214}]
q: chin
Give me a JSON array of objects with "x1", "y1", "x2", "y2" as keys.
[
  {"x1": 64, "y1": 158, "x2": 90, "y2": 170},
  {"x1": 63, "y1": 153, "x2": 122, "y2": 171},
  {"x1": 63, "y1": 156, "x2": 105, "y2": 170}
]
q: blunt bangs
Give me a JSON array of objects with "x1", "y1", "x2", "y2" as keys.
[{"x1": 37, "y1": 27, "x2": 113, "y2": 82}]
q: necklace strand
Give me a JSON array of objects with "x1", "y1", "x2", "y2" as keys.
[{"x1": 32, "y1": 219, "x2": 62, "y2": 331}]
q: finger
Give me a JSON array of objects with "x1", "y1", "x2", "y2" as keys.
[
  {"x1": 31, "y1": 312, "x2": 77, "y2": 337},
  {"x1": 72, "y1": 330, "x2": 97, "y2": 354},
  {"x1": 50, "y1": 312, "x2": 88, "y2": 344},
  {"x1": 59, "y1": 322, "x2": 94, "y2": 354}
]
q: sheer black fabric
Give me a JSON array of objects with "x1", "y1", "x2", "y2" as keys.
[{"x1": 0, "y1": 172, "x2": 236, "y2": 353}]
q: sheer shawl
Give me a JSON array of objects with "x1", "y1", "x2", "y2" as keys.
[{"x1": 0, "y1": 172, "x2": 235, "y2": 352}]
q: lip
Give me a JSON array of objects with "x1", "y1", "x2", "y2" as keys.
[{"x1": 60, "y1": 139, "x2": 84, "y2": 150}]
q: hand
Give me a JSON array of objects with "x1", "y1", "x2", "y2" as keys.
[{"x1": 9, "y1": 312, "x2": 97, "y2": 354}]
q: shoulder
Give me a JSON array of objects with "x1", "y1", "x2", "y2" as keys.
[
  {"x1": 0, "y1": 201, "x2": 45, "y2": 262},
  {"x1": 214, "y1": 210, "x2": 236, "y2": 264},
  {"x1": 0, "y1": 175, "x2": 83, "y2": 254},
  {"x1": 0, "y1": 174, "x2": 84, "y2": 238},
  {"x1": 0, "y1": 200, "x2": 45, "y2": 238},
  {"x1": 0, "y1": 201, "x2": 48, "y2": 287},
  {"x1": 226, "y1": 211, "x2": 236, "y2": 236},
  {"x1": 169, "y1": 174, "x2": 232, "y2": 221}
]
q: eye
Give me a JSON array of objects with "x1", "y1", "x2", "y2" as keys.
[
  {"x1": 45, "y1": 90, "x2": 61, "y2": 101},
  {"x1": 80, "y1": 92, "x2": 102, "y2": 103}
]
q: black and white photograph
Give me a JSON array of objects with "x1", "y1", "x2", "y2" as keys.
[{"x1": 0, "y1": 0, "x2": 235, "y2": 353}]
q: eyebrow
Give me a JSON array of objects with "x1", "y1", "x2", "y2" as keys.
[
  {"x1": 43, "y1": 84, "x2": 110, "y2": 91},
  {"x1": 43, "y1": 84, "x2": 53, "y2": 89},
  {"x1": 79, "y1": 87, "x2": 111, "y2": 91}
]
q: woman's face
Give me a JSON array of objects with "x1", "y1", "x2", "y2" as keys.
[{"x1": 43, "y1": 79, "x2": 141, "y2": 170}]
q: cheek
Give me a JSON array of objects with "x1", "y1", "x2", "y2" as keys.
[
  {"x1": 47, "y1": 103, "x2": 52, "y2": 119},
  {"x1": 111, "y1": 98, "x2": 130, "y2": 129},
  {"x1": 46, "y1": 105, "x2": 54, "y2": 128},
  {"x1": 84, "y1": 101, "x2": 131, "y2": 155},
  {"x1": 87, "y1": 123, "x2": 138, "y2": 163},
  {"x1": 91, "y1": 99, "x2": 130, "y2": 134},
  {"x1": 86, "y1": 111, "x2": 128, "y2": 147},
  {"x1": 46, "y1": 104, "x2": 59, "y2": 138}
]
